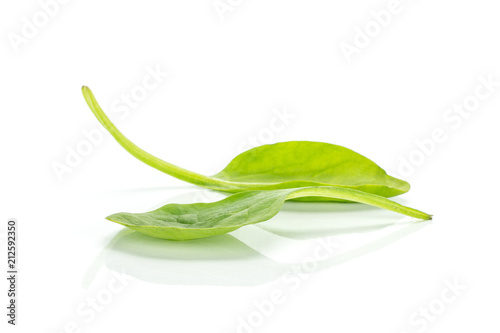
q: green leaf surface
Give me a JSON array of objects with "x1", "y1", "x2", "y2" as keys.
[
  {"x1": 213, "y1": 141, "x2": 409, "y2": 198},
  {"x1": 82, "y1": 86, "x2": 409, "y2": 200},
  {"x1": 107, "y1": 186, "x2": 431, "y2": 241}
]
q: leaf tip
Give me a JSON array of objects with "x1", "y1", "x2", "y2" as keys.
[{"x1": 105, "y1": 213, "x2": 124, "y2": 225}]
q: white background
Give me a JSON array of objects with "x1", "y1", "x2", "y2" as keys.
[{"x1": 1, "y1": 1, "x2": 499, "y2": 332}]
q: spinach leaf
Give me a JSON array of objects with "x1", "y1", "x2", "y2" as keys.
[
  {"x1": 107, "y1": 186, "x2": 431, "y2": 240},
  {"x1": 82, "y1": 86, "x2": 409, "y2": 199}
]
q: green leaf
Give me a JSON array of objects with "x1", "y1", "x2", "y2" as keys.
[
  {"x1": 82, "y1": 86, "x2": 409, "y2": 200},
  {"x1": 107, "y1": 186, "x2": 431, "y2": 241},
  {"x1": 213, "y1": 141, "x2": 409, "y2": 198}
]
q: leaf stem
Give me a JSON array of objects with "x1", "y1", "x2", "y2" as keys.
[
  {"x1": 286, "y1": 187, "x2": 432, "y2": 220},
  {"x1": 82, "y1": 86, "x2": 250, "y2": 191}
]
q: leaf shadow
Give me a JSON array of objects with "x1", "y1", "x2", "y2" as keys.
[
  {"x1": 258, "y1": 201, "x2": 413, "y2": 239},
  {"x1": 83, "y1": 219, "x2": 431, "y2": 287},
  {"x1": 86, "y1": 229, "x2": 286, "y2": 287}
]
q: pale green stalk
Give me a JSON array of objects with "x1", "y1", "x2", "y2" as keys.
[
  {"x1": 82, "y1": 86, "x2": 251, "y2": 191},
  {"x1": 286, "y1": 187, "x2": 431, "y2": 220}
]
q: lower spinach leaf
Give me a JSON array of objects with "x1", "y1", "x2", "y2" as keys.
[{"x1": 107, "y1": 186, "x2": 431, "y2": 241}]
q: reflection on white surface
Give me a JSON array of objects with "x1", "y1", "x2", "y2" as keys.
[{"x1": 83, "y1": 189, "x2": 431, "y2": 287}]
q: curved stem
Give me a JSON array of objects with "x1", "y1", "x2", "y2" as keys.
[
  {"x1": 286, "y1": 187, "x2": 432, "y2": 220},
  {"x1": 82, "y1": 86, "x2": 256, "y2": 191},
  {"x1": 82, "y1": 87, "x2": 352, "y2": 193}
]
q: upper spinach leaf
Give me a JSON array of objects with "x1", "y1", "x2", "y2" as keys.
[
  {"x1": 82, "y1": 86, "x2": 409, "y2": 200},
  {"x1": 213, "y1": 141, "x2": 409, "y2": 197}
]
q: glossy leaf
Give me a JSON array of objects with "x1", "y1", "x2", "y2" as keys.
[
  {"x1": 213, "y1": 141, "x2": 409, "y2": 198},
  {"x1": 107, "y1": 186, "x2": 431, "y2": 241},
  {"x1": 82, "y1": 86, "x2": 409, "y2": 200}
]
